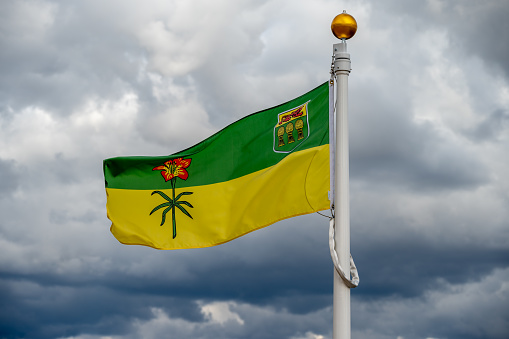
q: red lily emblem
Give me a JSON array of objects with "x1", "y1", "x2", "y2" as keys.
[
  {"x1": 152, "y1": 158, "x2": 191, "y2": 181},
  {"x1": 151, "y1": 157, "x2": 193, "y2": 239}
]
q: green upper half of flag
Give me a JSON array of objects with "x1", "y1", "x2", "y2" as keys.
[{"x1": 104, "y1": 82, "x2": 329, "y2": 190}]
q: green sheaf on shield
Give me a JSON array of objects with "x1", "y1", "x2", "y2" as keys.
[{"x1": 273, "y1": 111, "x2": 310, "y2": 153}]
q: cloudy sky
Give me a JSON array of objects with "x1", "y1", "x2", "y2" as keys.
[{"x1": 1, "y1": 0, "x2": 509, "y2": 338}]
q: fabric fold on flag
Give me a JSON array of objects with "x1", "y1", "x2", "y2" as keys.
[{"x1": 104, "y1": 82, "x2": 329, "y2": 249}]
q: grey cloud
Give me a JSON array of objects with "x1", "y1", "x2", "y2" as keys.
[
  {"x1": 447, "y1": 1, "x2": 509, "y2": 79},
  {"x1": 352, "y1": 268, "x2": 509, "y2": 339},
  {"x1": 352, "y1": 237, "x2": 509, "y2": 299},
  {"x1": 0, "y1": 0, "x2": 508, "y2": 339},
  {"x1": 0, "y1": 276, "x2": 204, "y2": 339},
  {"x1": 49, "y1": 208, "x2": 98, "y2": 225},
  {"x1": 350, "y1": 82, "x2": 488, "y2": 192},
  {"x1": 465, "y1": 108, "x2": 509, "y2": 142},
  {"x1": 0, "y1": 1, "x2": 142, "y2": 115},
  {"x1": 0, "y1": 158, "x2": 19, "y2": 196},
  {"x1": 371, "y1": 0, "x2": 509, "y2": 79}
]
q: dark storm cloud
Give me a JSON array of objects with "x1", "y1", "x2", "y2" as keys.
[
  {"x1": 3, "y1": 209, "x2": 504, "y2": 338},
  {"x1": 0, "y1": 274, "x2": 331, "y2": 339},
  {"x1": 0, "y1": 216, "x2": 332, "y2": 338},
  {"x1": 0, "y1": 275, "x2": 204, "y2": 339},
  {"x1": 3, "y1": 215, "x2": 332, "y2": 304},
  {"x1": 352, "y1": 235, "x2": 509, "y2": 299}
]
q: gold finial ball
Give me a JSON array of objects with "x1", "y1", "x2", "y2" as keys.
[{"x1": 331, "y1": 11, "x2": 357, "y2": 40}]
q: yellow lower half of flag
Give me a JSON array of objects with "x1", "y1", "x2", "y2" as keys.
[{"x1": 106, "y1": 145, "x2": 329, "y2": 249}]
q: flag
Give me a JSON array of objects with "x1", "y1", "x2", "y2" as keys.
[{"x1": 104, "y1": 82, "x2": 329, "y2": 249}]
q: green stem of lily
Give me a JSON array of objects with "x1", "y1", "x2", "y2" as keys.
[{"x1": 171, "y1": 178, "x2": 177, "y2": 239}]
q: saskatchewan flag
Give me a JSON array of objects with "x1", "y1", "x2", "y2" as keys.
[{"x1": 104, "y1": 82, "x2": 329, "y2": 249}]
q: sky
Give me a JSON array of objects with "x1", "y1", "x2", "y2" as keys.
[{"x1": 1, "y1": 0, "x2": 508, "y2": 338}]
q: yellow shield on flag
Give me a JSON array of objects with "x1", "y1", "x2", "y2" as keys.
[{"x1": 273, "y1": 101, "x2": 310, "y2": 153}]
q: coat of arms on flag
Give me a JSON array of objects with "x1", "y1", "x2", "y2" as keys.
[{"x1": 273, "y1": 101, "x2": 310, "y2": 153}]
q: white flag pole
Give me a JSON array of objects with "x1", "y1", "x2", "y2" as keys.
[{"x1": 331, "y1": 11, "x2": 357, "y2": 339}]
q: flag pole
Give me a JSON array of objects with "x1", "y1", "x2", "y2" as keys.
[{"x1": 331, "y1": 11, "x2": 357, "y2": 339}]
